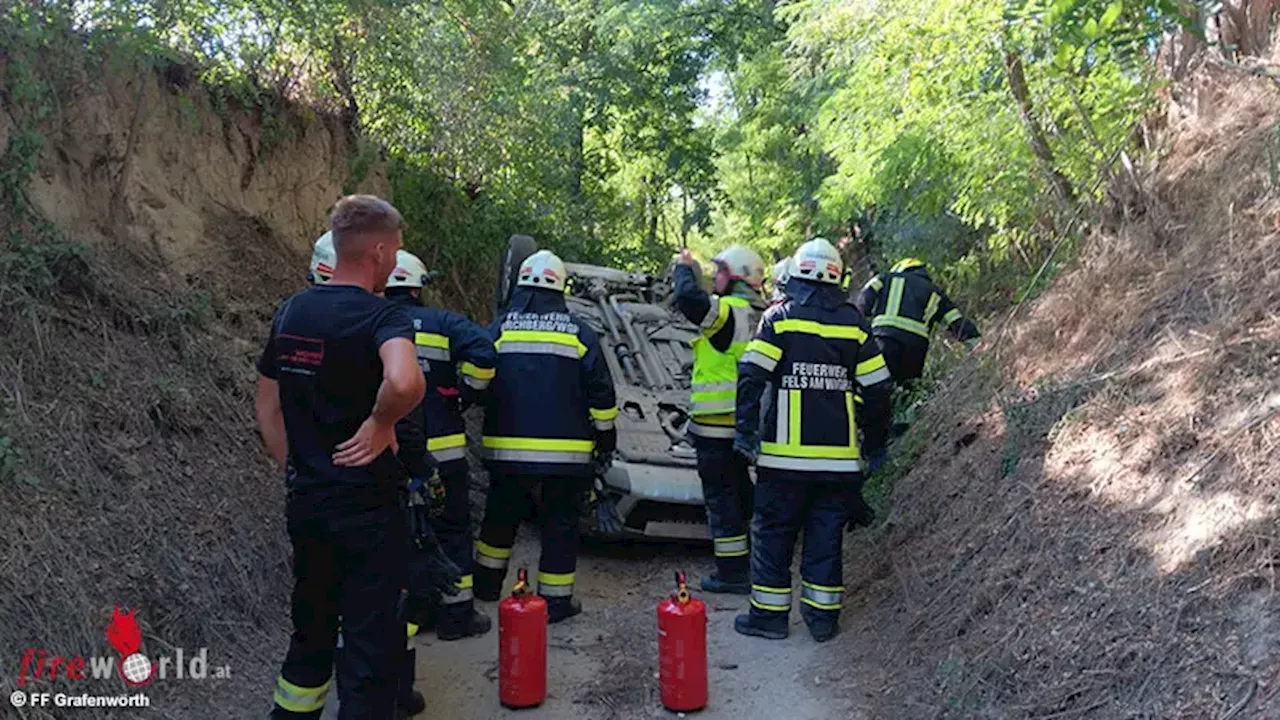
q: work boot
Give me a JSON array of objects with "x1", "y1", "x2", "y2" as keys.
[
  {"x1": 805, "y1": 616, "x2": 839, "y2": 643},
  {"x1": 396, "y1": 648, "x2": 426, "y2": 717},
  {"x1": 396, "y1": 690, "x2": 426, "y2": 719},
  {"x1": 474, "y1": 570, "x2": 504, "y2": 602},
  {"x1": 436, "y1": 607, "x2": 493, "y2": 641},
  {"x1": 733, "y1": 613, "x2": 788, "y2": 640},
  {"x1": 801, "y1": 604, "x2": 839, "y2": 643},
  {"x1": 700, "y1": 573, "x2": 750, "y2": 596},
  {"x1": 545, "y1": 596, "x2": 582, "y2": 624}
]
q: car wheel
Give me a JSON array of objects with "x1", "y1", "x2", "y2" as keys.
[{"x1": 494, "y1": 234, "x2": 538, "y2": 315}]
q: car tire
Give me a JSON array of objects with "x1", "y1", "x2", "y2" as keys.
[{"x1": 494, "y1": 234, "x2": 538, "y2": 315}]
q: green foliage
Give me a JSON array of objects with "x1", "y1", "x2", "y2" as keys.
[
  {"x1": 703, "y1": 0, "x2": 1184, "y2": 308},
  {"x1": 0, "y1": 0, "x2": 1200, "y2": 317}
]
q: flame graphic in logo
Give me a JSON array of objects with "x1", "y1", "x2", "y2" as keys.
[
  {"x1": 106, "y1": 606, "x2": 154, "y2": 686},
  {"x1": 106, "y1": 606, "x2": 142, "y2": 656}
]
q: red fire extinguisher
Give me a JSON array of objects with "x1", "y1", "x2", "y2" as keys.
[
  {"x1": 499, "y1": 568, "x2": 547, "y2": 709},
  {"x1": 658, "y1": 571, "x2": 708, "y2": 712}
]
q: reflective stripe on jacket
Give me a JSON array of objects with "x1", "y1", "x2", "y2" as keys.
[
  {"x1": 482, "y1": 287, "x2": 618, "y2": 476},
  {"x1": 737, "y1": 279, "x2": 893, "y2": 482},
  {"x1": 673, "y1": 264, "x2": 764, "y2": 437},
  {"x1": 854, "y1": 268, "x2": 979, "y2": 345},
  {"x1": 690, "y1": 296, "x2": 761, "y2": 417},
  {"x1": 390, "y1": 297, "x2": 497, "y2": 467}
]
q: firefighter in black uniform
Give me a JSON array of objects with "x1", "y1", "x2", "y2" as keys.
[
  {"x1": 733, "y1": 238, "x2": 893, "y2": 643},
  {"x1": 384, "y1": 249, "x2": 497, "y2": 641},
  {"x1": 473, "y1": 249, "x2": 619, "y2": 622},
  {"x1": 258, "y1": 196, "x2": 425, "y2": 718},
  {"x1": 854, "y1": 257, "x2": 980, "y2": 387}
]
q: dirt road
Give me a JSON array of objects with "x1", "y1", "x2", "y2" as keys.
[{"x1": 406, "y1": 526, "x2": 868, "y2": 720}]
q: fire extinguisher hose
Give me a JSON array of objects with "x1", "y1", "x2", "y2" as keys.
[{"x1": 675, "y1": 570, "x2": 690, "y2": 604}]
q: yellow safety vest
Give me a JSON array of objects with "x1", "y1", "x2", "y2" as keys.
[{"x1": 689, "y1": 295, "x2": 760, "y2": 438}]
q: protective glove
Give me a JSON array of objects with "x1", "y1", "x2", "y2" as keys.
[
  {"x1": 595, "y1": 427, "x2": 618, "y2": 456},
  {"x1": 845, "y1": 493, "x2": 877, "y2": 531},
  {"x1": 733, "y1": 432, "x2": 760, "y2": 464},
  {"x1": 964, "y1": 338, "x2": 981, "y2": 353},
  {"x1": 593, "y1": 449, "x2": 615, "y2": 478},
  {"x1": 408, "y1": 469, "x2": 447, "y2": 519},
  {"x1": 405, "y1": 501, "x2": 462, "y2": 601},
  {"x1": 589, "y1": 477, "x2": 625, "y2": 535},
  {"x1": 864, "y1": 446, "x2": 888, "y2": 476}
]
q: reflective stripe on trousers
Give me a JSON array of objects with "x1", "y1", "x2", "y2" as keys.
[
  {"x1": 800, "y1": 581, "x2": 844, "y2": 611},
  {"x1": 475, "y1": 541, "x2": 511, "y2": 570},
  {"x1": 273, "y1": 676, "x2": 329, "y2": 713},
  {"x1": 538, "y1": 571, "x2": 575, "y2": 597},
  {"x1": 714, "y1": 534, "x2": 748, "y2": 558},
  {"x1": 750, "y1": 585, "x2": 793, "y2": 613}
]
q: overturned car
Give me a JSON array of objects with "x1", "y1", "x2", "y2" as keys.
[{"x1": 494, "y1": 236, "x2": 709, "y2": 541}]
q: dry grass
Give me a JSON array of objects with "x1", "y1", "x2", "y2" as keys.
[
  {"x1": 0, "y1": 210, "x2": 305, "y2": 717},
  {"x1": 832, "y1": 70, "x2": 1280, "y2": 719}
]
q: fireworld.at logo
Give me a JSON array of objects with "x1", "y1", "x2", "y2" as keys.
[{"x1": 17, "y1": 606, "x2": 231, "y2": 687}]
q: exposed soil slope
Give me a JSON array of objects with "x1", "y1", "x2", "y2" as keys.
[
  {"x1": 833, "y1": 70, "x2": 1280, "y2": 718},
  {"x1": 0, "y1": 48, "x2": 384, "y2": 717}
]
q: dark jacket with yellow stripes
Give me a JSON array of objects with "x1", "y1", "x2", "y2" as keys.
[
  {"x1": 854, "y1": 267, "x2": 980, "y2": 349},
  {"x1": 482, "y1": 286, "x2": 618, "y2": 477},
  {"x1": 735, "y1": 279, "x2": 892, "y2": 484},
  {"x1": 388, "y1": 294, "x2": 497, "y2": 471}
]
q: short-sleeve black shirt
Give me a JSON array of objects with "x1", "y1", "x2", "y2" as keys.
[{"x1": 258, "y1": 285, "x2": 415, "y2": 509}]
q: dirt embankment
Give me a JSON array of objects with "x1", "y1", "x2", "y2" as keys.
[
  {"x1": 0, "y1": 46, "x2": 384, "y2": 716},
  {"x1": 833, "y1": 70, "x2": 1280, "y2": 718}
]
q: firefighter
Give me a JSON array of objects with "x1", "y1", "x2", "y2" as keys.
[
  {"x1": 383, "y1": 249, "x2": 497, "y2": 641},
  {"x1": 853, "y1": 257, "x2": 980, "y2": 387},
  {"x1": 673, "y1": 246, "x2": 767, "y2": 596},
  {"x1": 770, "y1": 257, "x2": 795, "y2": 305},
  {"x1": 474, "y1": 249, "x2": 618, "y2": 622},
  {"x1": 732, "y1": 237, "x2": 893, "y2": 643},
  {"x1": 258, "y1": 196, "x2": 426, "y2": 718}
]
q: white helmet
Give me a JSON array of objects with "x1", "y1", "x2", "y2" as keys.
[
  {"x1": 770, "y1": 257, "x2": 795, "y2": 301},
  {"x1": 712, "y1": 245, "x2": 766, "y2": 291},
  {"x1": 308, "y1": 231, "x2": 336, "y2": 285},
  {"x1": 387, "y1": 250, "x2": 430, "y2": 289},
  {"x1": 792, "y1": 237, "x2": 843, "y2": 285},
  {"x1": 517, "y1": 249, "x2": 567, "y2": 292}
]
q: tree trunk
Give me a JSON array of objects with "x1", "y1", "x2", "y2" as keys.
[
  {"x1": 330, "y1": 30, "x2": 361, "y2": 139},
  {"x1": 1003, "y1": 50, "x2": 1075, "y2": 208}
]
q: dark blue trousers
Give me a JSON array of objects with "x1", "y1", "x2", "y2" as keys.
[
  {"x1": 748, "y1": 474, "x2": 857, "y2": 629},
  {"x1": 413, "y1": 459, "x2": 474, "y2": 619},
  {"x1": 695, "y1": 437, "x2": 754, "y2": 582}
]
